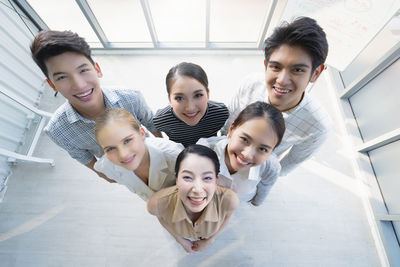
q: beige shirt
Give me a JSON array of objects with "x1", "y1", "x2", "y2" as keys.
[{"x1": 157, "y1": 185, "x2": 236, "y2": 240}]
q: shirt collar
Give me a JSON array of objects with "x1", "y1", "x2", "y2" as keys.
[
  {"x1": 172, "y1": 191, "x2": 219, "y2": 223},
  {"x1": 214, "y1": 138, "x2": 261, "y2": 181}
]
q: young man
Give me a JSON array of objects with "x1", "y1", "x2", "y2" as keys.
[
  {"x1": 222, "y1": 17, "x2": 332, "y2": 176},
  {"x1": 31, "y1": 30, "x2": 161, "y2": 182}
]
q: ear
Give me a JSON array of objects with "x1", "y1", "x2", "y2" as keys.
[
  {"x1": 94, "y1": 62, "x2": 103, "y2": 78},
  {"x1": 264, "y1": 59, "x2": 267, "y2": 69},
  {"x1": 309, "y1": 64, "x2": 324, "y2": 83},
  {"x1": 227, "y1": 123, "x2": 235, "y2": 138},
  {"x1": 139, "y1": 127, "x2": 146, "y2": 139},
  {"x1": 46, "y1": 79, "x2": 57, "y2": 92}
]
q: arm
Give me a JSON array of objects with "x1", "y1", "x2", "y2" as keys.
[
  {"x1": 147, "y1": 191, "x2": 195, "y2": 253},
  {"x1": 192, "y1": 191, "x2": 239, "y2": 252},
  {"x1": 85, "y1": 157, "x2": 117, "y2": 183},
  {"x1": 251, "y1": 153, "x2": 281, "y2": 206},
  {"x1": 279, "y1": 131, "x2": 328, "y2": 176},
  {"x1": 220, "y1": 87, "x2": 243, "y2": 135}
]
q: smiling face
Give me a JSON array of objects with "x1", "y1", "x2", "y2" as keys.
[
  {"x1": 176, "y1": 153, "x2": 217, "y2": 217},
  {"x1": 168, "y1": 76, "x2": 209, "y2": 126},
  {"x1": 265, "y1": 44, "x2": 323, "y2": 112},
  {"x1": 226, "y1": 118, "x2": 278, "y2": 174},
  {"x1": 96, "y1": 120, "x2": 146, "y2": 171},
  {"x1": 45, "y1": 51, "x2": 104, "y2": 117}
]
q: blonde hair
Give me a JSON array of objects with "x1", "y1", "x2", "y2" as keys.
[{"x1": 94, "y1": 108, "x2": 140, "y2": 140}]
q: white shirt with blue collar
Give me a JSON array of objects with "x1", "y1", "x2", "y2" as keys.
[
  {"x1": 197, "y1": 136, "x2": 281, "y2": 205},
  {"x1": 94, "y1": 137, "x2": 184, "y2": 201}
]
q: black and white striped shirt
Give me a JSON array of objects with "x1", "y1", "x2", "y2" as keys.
[{"x1": 153, "y1": 101, "x2": 229, "y2": 147}]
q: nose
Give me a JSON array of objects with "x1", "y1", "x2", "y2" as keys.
[
  {"x1": 276, "y1": 69, "x2": 290, "y2": 85},
  {"x1": 191, "y1": 178, "x2": 203, "y2": 193},
  {"x1": 242, "y1": 146, "x2": 256, "y2": 160},
  {"x1": 118, "y1": 146, "x2": 130, "y2": 161},
  {"x1": 71, "y1": 75, "x2": 87, "y2": 90},
  {"x1": 185, "y1": 99, "x2": 196, "y2": 112}
]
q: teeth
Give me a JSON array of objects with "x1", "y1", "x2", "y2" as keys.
[
  {"x1": 189, "y1": 197, "x2": 205, "y2": 202},
  {"x1": 237, "y1": 156, "x2": 251, "y2": 165},
  {"x1": 75, "y1": 89, "x2": 93, "y2": 98},
  {"x1": 274, "y1": 87, "x2": 290, "y2": 93}
]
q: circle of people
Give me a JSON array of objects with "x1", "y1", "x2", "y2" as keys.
[{"x1": 30, "y1": 16, "x2": 331, "y2": 253}]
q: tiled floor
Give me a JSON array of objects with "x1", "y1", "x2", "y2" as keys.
[{"x1": 0, "y1": 55, "x2": 382, "y2": 266}]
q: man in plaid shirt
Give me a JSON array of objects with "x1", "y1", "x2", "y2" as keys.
[
  {"x1": 31, "y1": 30, "x2": 161, "y2": 182},
  {"x1": 222, "y1": 17, "x2": 332, "y2": 176}
]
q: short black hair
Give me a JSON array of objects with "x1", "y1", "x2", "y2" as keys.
[
  {"x1": 31, "y1": 30, "x2": 94, "y2": 78},
  {"x1": 264, "y1": 16, "x2": 328, "y2": 72},
  {"x1": 175, "y1": 144, "x2": 220, "y2": 176},
  {"x1": 232, "y1": 101, "x2": 285, "y2": 148},
  {"x1": 166, "y1": 62, "x2": 209, "y2": 95}
]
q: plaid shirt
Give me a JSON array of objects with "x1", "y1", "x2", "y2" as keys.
[
  {"x1": 44, "y1": 88, "x2": 156, "y2": 165},
  {"x1": 221, "y1": 73, "x2": 332, "y2": 176}
]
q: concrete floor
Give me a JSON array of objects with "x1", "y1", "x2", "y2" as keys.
[{"x1": 0, "y1": 55, "x2": 382, "y2": 266}]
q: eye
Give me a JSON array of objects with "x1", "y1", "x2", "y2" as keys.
[
  {"x1": 182, "y1": 175, "x2": 192, "y2": 181},
  {"x1": 293, "y1": 67, "x2": 305, "y2": 73},
  {"x1": 259, "y1": 147, "x2": 269, "y2": 153},
  {"x1": 194, "y1": 93, "x2": 204, "y2": 98},
  {"x1": 80, "y1": 68, "x2": 90, "y2": 73},
  {"x1": 105, "y1": 147, "x2": 115, "y2": 153},
  {"x1": 203, "y1": 176, "x2": 214, "y2": 181},
  {"x1": 240, "y1": 136, "x2": 249, "y2": 143},
  {"x1": 268, "y1": 64, "x2": 280, "y2": 71},
  {"x1": 55, "y1": 75, "x2": 67, "y2": 81},
  {"x1": 174, "y1": 96, "x2": 184, "y2": 101},
  {"x1": 123, "y1": 138, "x2": 132, "y2": 144}
]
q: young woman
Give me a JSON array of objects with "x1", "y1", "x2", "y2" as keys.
[
  {"x1": 94, "y1": 108, "x2": 184, "y2": 201},
  {"x1": 198, "y1": 101, "x2": 285, "y2": 206},
  {"x1": 147, "y1": 145, "x2": 239, "y2": 253},
  {"x1": 153, "y1": 62, "x2": 229, "y2": 147}
]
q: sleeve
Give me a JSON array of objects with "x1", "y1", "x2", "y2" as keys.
[
  {"x1": 251, "y1": 153, "x2": 281, "y2": 205},
  {"x1": 220, "y1": 85, "x2": 244, "y2": 135},
  {"x1": 93, "y1": 155, "x2": 121, "y2": 181},
  {"x1": 45, "y1": 128, "x2": 94, "y2": 165},
  {"x1": 279, "y1": 130, "x2": 329, "y2": 176},
  {"x1": 130, "y1": 90, "x2": 157, "y2": 132},
  {"x1": 196, "y1": 136, "x2": 225, "y2": 149}
]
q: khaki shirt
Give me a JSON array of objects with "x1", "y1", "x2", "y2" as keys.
[{"x1": 157, "y1": 185, "x2": 235, "y2": 240}]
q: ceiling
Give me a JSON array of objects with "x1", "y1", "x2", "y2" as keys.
[{"x1": 15, "y1": 0, "x2": 277, "y2": 50}]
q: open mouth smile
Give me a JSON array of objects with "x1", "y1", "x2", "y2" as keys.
[
  {"x1": 235, "y1": 153, "x2": 252, "y2": 167},
  {"x1": 273, "y1": 86, "x2": 291, "y2": 96},
  {"x1": 74, "y1": 88, "x2": 94, "y2": 100},
  {"x1": 120, "y1": 155, "x2": 135, "y2": 165},
  {"x1": 188, "y1": 196, "x2": 206, "y2": 206},
  {"x1": 183, "y1": 111, "x2": 200, "y2": 119}
]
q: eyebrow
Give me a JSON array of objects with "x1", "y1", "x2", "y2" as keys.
[
  {"x1": 181, "y1": 170, "x2": 214, "y2": 176},
  {"x1": 268, "y1": 61, "x2": 310, "y2": 68},
  {"x1": 52, "y1": 63, "x2": 89, "y2": 78},
  {"x1": 242, "y1": 132, "x2": 273, "y2": 150}
]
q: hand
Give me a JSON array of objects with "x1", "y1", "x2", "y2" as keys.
[
  {"x1": 192, "y1": 238, "x2": 214, "y2": 252},
  {"x1": 175, "y1": 236, "x2": 195, "y2": 253}
]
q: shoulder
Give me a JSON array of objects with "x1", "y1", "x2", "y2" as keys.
[
  {"x1": 154, "y1": 106, "x2": 173, "y2": 119},
  {"x1": 238, "y1": 73, "x2": 266, "y2": 94},
  {"x1": 216, "y1": 186, "x2": 239, "y2": 213},
  {"x1": 146, "y1": 137, "x2": 184, "y2": 154},
  {"x1": 197, "y1": 136, "x2": 227, "y2": 149},
  {"x1": 208, "y1": 101, "x2": 229, "y2": 115},
  {"x1": 299, "y1": 94, "x2": 332, "y2": 133},
  {"x1": 147, "y1": 185, "x2": 177, "y2": 216},
  {"x1": 45, "y1": 104, "x2": 72, "y2": 140}
]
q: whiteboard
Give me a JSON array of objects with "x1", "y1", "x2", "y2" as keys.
[{"x1": 280, "y1": 0, "x2": 400, "y2": 71}]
